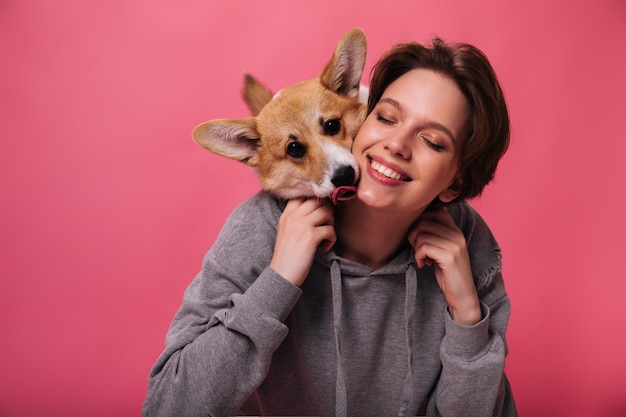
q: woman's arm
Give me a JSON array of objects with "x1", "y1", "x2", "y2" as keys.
[
  {"x1": 142, "y1": 194, "x2": 297, "y2": 417},
  {"x1": 410, "y1": 202, "x2": 517, "y2": 416},
  {"x1": 142, "y1": 263, "x2": 301, "y2": 417},
  {"x1": 429, "y1": 275, "x2": 517, "y2": 416},
  {"x1": 142, "y1": 194, "x2": 335, "y2": 417}
]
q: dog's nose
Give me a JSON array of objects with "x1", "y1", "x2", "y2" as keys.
[{"x1": 331, "y1": 166, "x2": 356, "y2": 187}]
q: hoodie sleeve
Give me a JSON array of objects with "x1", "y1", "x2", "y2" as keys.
[
  {"x1": 428, "y1": 203, "x2": 517, "y2": 417},
  {"x1": 142, "y1": 192, "x2": 302, "y2": 417}
]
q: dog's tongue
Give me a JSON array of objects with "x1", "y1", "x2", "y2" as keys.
[{"x1": 331, "y1": 186, "x2": 357, "y2": 205}]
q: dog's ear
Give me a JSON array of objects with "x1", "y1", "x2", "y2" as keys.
[
  {"x1": 192, "y1": 118, "x2": 260, "y2": 167},
  {"x1": 319, "y1": 28, "x2": 367, "y2": 99},
  {"x1": 242, "y1": 74, "x2": 273, "y2": 116}
]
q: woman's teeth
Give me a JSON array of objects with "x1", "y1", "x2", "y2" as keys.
[{"x1": 370, "y1": 159, "x2": 408, "y2": 181}]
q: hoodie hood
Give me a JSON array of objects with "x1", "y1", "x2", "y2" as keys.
[
  {"x1": 316, "y1": 200, "x2": 503, "y2": 293},
  {"x1": 315, "y1": 243, "x2": 415, "y2": 277}
]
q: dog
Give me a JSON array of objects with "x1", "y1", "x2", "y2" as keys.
[{"x1": 192, "y1": 28, "x2": 368, "y2": 203}]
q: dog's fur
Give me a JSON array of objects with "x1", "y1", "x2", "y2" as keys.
[{"x1": 192, "y1": 28, "x2": 368, "y2": 200}]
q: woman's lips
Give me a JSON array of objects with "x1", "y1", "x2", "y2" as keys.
[{"x1": 367, "y1": 156, "x2": 411, "y2": 183}]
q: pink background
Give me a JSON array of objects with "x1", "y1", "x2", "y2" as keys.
[{"x1": 2, "y1": 1, "x2": 626, "y2": 416}]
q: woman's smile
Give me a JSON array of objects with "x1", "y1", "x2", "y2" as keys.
[{"x1": 367, "y1": 155, "x2": 412, "y2": 184}]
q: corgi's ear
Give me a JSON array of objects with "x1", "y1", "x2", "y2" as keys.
[
  {"x1": 242, "y1": 74, "x2": 273, "y2": 116},
  {"x1": 319, "y1": 28, "x2": 367, "y2": 98},
  {"x1": 192, "y1": 118, "x2": 260, "y2": 167}
]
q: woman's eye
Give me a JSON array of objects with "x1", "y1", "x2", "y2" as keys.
[
  {"x1": 422, "y1": 136, "x2": 446, "y2": 152},
  {"x1": 375, "y1": 113, "x2": 394, "y2": 125}
]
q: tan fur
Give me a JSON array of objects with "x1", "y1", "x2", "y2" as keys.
[{"x1": 192, "y1": 28, "x2": 368, "y2": 200}]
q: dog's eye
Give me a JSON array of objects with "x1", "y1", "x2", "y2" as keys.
[
  {"x1": 322, "y1": 119, "x2": 341, "y2": 136},
  {"x1": 286, "y1": 141, "x2": 307, "y2": 158}
]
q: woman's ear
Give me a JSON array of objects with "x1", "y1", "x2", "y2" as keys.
[{"x1": 438, "y1": 176, "x2": 463, "y2": 203}]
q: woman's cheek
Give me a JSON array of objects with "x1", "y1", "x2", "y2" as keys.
[{"x1": 352, "y1": 118, "x2": 380, "y2": 154}]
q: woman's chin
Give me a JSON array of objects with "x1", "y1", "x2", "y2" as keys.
[{"x1": 355, "y1": 186, "x2": 392, "y2": 209}]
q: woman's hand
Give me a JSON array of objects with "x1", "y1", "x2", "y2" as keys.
[
  {"x1": 270, "y1": 198, "x2": 336, "y2": 287},
  {"x1": 408, "y1": 208, "x2": 482, "y2": 325}
]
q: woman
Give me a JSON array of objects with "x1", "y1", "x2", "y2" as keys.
[{"x1": 143, "y1": 38, "x2": 517, "y2": 417}]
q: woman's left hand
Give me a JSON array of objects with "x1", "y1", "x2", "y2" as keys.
[{"x1": 407, "y1": 208, "x2": 482, "y2": 326}]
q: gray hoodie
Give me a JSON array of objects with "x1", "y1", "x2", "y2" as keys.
[{"x1": 142, "y1": 191, "x2": 517, "y2": 417}]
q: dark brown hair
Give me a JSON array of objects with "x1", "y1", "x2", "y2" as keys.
[{"x1": 368, "y1": 38, "x2": 510, "y2": 205}]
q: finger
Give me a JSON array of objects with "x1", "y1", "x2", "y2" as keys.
[
  {"x1": 410, "y1": 212, "x2": 462, "y2": 246},
  {"x1": 293, "y1": 204, "x2": 334, "y2": 229},
  {"x1": 280, "y1": 200, "x2": 331, "y2": 229},
  {"x1": 319, "y1": 225, "x2": 337, "y2": 252},
  {"x1": 413, "y1": 234, "x2": 454, "y2": 269},
  {"x1": 297, "y1": 198, "x2": 335, "y2": 219},
  {"x1": 408, "y1": 221, "x2": 450, "y2": 251}
]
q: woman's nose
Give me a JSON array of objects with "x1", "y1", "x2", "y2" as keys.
[{"x1": 384, "y1": 130, "x2": 412, "y2": 159}]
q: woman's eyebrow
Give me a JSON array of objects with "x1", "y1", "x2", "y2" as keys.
[
  {"x1": 377, "y1": 97, "x2": 458, "y2": 145},
  {"x1": 424, "y1": 120, "x2": 457, "y2": 145},
  {"x1": 378, "y1": 97, "x2": 402, "y2": 110}
]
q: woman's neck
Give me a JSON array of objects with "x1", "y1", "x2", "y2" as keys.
[{"x1": 334, "y1": 198, "x2": 421, "y2": 269}]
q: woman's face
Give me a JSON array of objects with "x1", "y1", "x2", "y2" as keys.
[{"x1": 352, "y1": 68, "x2": 470, "y2": 215}]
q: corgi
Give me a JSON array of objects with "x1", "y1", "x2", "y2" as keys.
[{"x1": 192, "y1": 28, "x2": 368, "y2": 203}]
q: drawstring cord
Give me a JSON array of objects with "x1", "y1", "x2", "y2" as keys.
[
  {"x1": 330, "y1": 260, "x2": 347, "y2": 417},
  {"x1": 399, "y1": 264, "x2": 417, "y2": 416}
]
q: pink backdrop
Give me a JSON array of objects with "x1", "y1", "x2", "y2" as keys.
[{"x1": 2, "y1": 1, "x2": 626, "y2": 416}]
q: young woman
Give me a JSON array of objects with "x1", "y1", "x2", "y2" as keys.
[{"x1": 143, "y1": 38, "x2": 517, "y2": 417}]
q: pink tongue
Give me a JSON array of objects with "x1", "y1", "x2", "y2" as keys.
[{"x1": 331, "y1": 186, "x2": 357, "y2": 205}]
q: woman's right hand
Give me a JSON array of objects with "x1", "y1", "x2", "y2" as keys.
[{"x1": 270, "y1": 198, "x2": 336, "y2": 287}]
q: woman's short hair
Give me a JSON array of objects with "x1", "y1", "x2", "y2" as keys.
[{"x1": 368, "y1": 38, "x2": 510, "y2": 205}]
